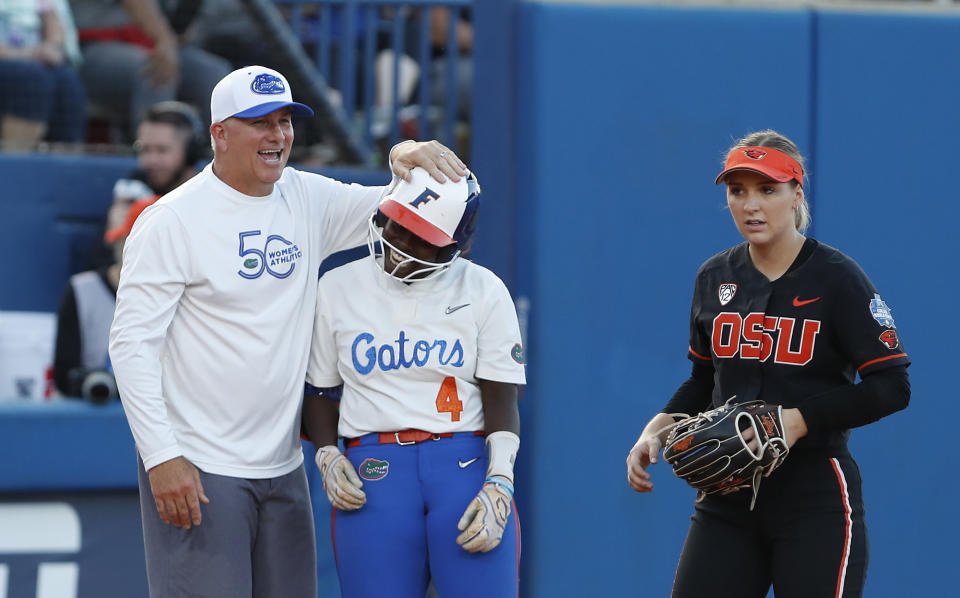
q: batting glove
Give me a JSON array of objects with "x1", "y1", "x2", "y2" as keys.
[
  {"x1": 456, "y1": 476, "x2": 513, "y2": 553},
  {"x1": 315, "y1": 445, "x2": 366, "y2": 510}
]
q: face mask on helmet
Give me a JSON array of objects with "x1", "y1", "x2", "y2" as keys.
[{"x1": 367, "y1": 167, "x2": 481, "y2": 282}]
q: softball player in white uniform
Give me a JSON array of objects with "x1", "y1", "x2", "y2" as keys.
[{"x1": 303, "y1": 167, "x2": 526, "y2": 598}]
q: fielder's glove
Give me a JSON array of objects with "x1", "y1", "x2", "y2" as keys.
[
  {"x1": 663, "y1": 399, "x2": 789, "y2": 509},
  {"x1": 456, "y1": 476, "x2": 513, "y2": 553},
  {"x1": 315, "y1": 445, "x2": 366, "y2": 510}
]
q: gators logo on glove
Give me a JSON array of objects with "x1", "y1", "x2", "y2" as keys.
[{"x1": 663, "y1": 399, "x2": 789, "y2": 509}]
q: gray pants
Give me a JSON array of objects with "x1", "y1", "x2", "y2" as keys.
[{"x1": 137, "y1": 457, "x2": 317, "y2": 598}]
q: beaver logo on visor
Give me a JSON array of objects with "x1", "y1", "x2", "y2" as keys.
[{"x1": 744, "y1": 149, "x2": 767, "y2": 160}]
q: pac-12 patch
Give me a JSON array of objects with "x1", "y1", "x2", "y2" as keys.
[
  {"x1": 879, "y1": 330, "x2": 900, "y2": 350},
  {"x1": 869, "y1": 293, "x2": 896, "y2": 328},
  {"x1": 358, "y1": 458, "x2": 389, "y2": 481},
  {"x1": 718, "y1": 283, "x2": 737, "y2": 306},
  {"x1": 511, "y1": 343, "x2": 525, "y2": 364}
]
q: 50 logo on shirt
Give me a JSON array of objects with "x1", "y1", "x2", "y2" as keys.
[{"x1": 236, "y1": 230, "x2": 302, "y2": 279}]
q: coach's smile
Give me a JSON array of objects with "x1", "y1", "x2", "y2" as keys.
[{"x1": 258, "y1": 149, "x2": 283, "y2": 163}]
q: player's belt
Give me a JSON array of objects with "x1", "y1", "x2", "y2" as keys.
[{"x1": 346, "y1": 429, "x2": 484, "y2": 448}]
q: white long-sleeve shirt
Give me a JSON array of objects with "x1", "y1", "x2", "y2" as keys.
[{"x1": 109, "y1": 164, "x2": 389, "y2": 478}]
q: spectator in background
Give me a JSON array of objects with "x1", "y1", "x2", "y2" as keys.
[
  {"x1": 122, "y1": 99, "x2": 205, "y2": 196},
  {"x1": 53, "y1": 197, "x2": 154, "y2": 403},
  {"x1": 190, "y1": 0, "x2": 273, "y2": 70},
  {"x1": 0, "y1": 0, "x2": 86, "y2": 149},
  {"x1": 87, "y1": 100, "x2": 205, "y2": 268},
  {"x1": 54, "y1": 100, "x2": 202, "y2": 400},
  {"x1": 374, "y1": 7, "x2": 472, "y2": 144},
  {"x1": 426, "y1": 7, "x2": 472, "y2": 125},
  {"x1": 72, "y1": 0, "x2": 231, "y2": 142}
]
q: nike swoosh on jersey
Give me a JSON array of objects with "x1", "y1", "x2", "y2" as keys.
[
  {"x1": 458, "y1": 457, "x2": 480, "y2": 469},
  {"x1": 792, "y1": 296, "x2": 821, "y2": 307},
  {"x1": 445, "y1": 303, "x2": 470, "y2": 314}
]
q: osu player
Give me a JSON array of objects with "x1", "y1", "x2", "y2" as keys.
[
  {"x1": 625, "y1": 129, "x2": 910, "y2": 597},
  {"x1": 302, "y1": 167, "x2": 525, "y2": 598}
]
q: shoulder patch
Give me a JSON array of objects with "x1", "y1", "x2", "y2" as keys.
[
  {"x1": 879, "y1": 330, "x2": 900, "y2": 350},
  {"x1": 718, "y1": 283, "x2": 737, "y2": 306},
  {"x1": 869, "y1": 293, "x2": 896, "y2": 328},
  {"x1": 511, "y1": 343, "x2": 525, "y2": 365}
]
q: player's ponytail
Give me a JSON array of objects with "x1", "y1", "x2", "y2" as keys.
[{"x1": 727, "y1": 129, "x2": 811, "y2": 233}]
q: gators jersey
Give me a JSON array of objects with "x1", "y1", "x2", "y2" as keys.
[
  {"x1": 306, "y1": 257, "x2": 526, "y2": 439},
  {"x1": 688, "y1": 239, "x2": 909, "y2": 446}
]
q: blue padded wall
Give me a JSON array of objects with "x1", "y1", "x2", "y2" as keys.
[
  {"x1": 813, "y1": 11, "x2": 960, "y2": 592},
  {"x1": 505, "y1": 3, "x2": 955, "y2": 597},
  {"x1": 0, "y1": 154, "x2": 135, "y2": 312},
  {"x1": 513, "y1": 4, "x2": 814, "y2": 596}
]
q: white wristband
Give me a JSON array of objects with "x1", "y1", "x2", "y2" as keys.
[{"x1": 485, "y1": 431, "x2": 520, "y2": 483}]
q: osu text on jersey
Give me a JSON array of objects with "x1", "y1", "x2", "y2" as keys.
[{"x1": 712, "y1": 311, "x2": 821, "y2": 365}]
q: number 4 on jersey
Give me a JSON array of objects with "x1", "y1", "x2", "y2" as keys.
[{"x1": 435, "y1": 376, "x2": 463, "y2": 422}]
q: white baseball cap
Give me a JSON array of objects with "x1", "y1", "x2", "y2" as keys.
[{"x1": 210, "y1": 65, "x2": 314, "y2": 123}]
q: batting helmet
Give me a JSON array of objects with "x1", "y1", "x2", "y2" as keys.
[{"x1": 368, "y1": 166, "x2": 481, "y2": 281}]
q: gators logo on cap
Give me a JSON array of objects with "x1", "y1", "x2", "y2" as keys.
[
  {"x1": 251, "y1": 73, "x2": 286, "y2": 95},
  {"x1": 359, "y1": 458, "x2": 389, "y2": 481},
  {"x1": 243, "y1": 258, "x2": 259, "y2": 269},
  {"x1": 743, "y1": 149, "x2": 767, "y2": 160}
]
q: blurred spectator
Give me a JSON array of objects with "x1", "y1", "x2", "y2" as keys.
[
  {"x1": 54, "y1": 100, "x2": 202, "y2": 400},
  {"x1": 72, "y1": 0, "x2": 231, "y2": 142},
  {"x1": 190, "y1": 0, "x2": 273, "y2": 70},
  {"x1": 426, "y1": 7, "x2": 472, "y2": 124},
  {"x1": 374, "y1": 7, "x2": 472, "y2": 143},
  {"x1": 53, "y1": 197, "x2": 152, "y2": 402},
  {"x1": 87, "y1": 100, "x2": 205, "y2": 267},
  {"x1": 126, "y1": 99, "x2": 206, "y2": 195},
  {"x1": 0, "y1": 0, "x2": 87, "y2": 149}
]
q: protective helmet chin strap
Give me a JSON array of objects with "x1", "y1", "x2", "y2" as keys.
[{"x1": 366, "y1": 216, "x2": 459, "y2": 282}]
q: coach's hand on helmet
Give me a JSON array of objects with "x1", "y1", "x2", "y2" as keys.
[
  {"x1": 147, "y1": 456, "x2": 210, "y2": 529},
  {"x1": 389, "y1": 140, "x2": 467, "y2": 184},
  {"x1": 315, "y1": 445, "x2": 366, "y2": 510},
  {"x1": 456, "y1": 476, "x2": 513, "y2": 553}
]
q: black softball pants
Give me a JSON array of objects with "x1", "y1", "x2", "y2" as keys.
[{"x1": 672, "y1": 450, "x2": 868, "y2": 598}]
